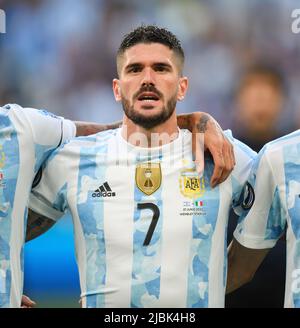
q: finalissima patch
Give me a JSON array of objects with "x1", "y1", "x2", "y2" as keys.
[{"x1": 241, "y1": 182, "x2": 255, "y2": 210}]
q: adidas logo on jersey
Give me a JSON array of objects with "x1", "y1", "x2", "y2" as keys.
[{"x1": 92, "y1": 182, "x2": 116, "y2": 198}]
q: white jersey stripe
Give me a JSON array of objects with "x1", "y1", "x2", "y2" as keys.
[
  {"x1": 67, "y1": 148, "x2": 87, "y2": 298},
  {"x1": 159, "y1": 166, "x2": 192, "y2": 307},
  {"x1": 9, "y1": 128, "x2": 34, "y2": 306},
  {"x1": 208, "y1": 179, "x2": 231, "y2": 307},
  {"x1": 103, "y1": 159, "x2": 136, "y2": 307}
]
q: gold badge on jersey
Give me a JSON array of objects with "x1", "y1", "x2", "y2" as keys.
[
  {"x1": 135, "y1": 163, "x2": 161, "y2": 196},
  {"x1": 179, "y1": 167, "x2": 205, "y2": 199},
  {"x1": 0, "y1": 145, "x2": 5, "y2": 169}
]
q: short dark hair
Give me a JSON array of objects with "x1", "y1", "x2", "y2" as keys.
[
  {"x1": 117, "y1": 25, "x2": 185, "y2": 75},
  {"x1": 238, "y1": 63, "x2": 286, "y2": 95}
]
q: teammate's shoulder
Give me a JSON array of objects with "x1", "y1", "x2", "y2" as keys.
[
  {"x1": 224, "y1": 129, "x2": 257, "y2": 160},
  {"x1": 0, "y1": 104, "x2": 38, "y2": 122},
  {"x1": 1, "y1": 103, "x2": 61, "y2": 119},
  {"x1": 263, "y1": 130, "x2": 300, "y2": 154},
  {"x1": 223, "y1": 129, "x2": 234, "y2": 140}
]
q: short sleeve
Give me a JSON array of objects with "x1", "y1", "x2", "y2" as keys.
[
  {"x1": 222, "y1": 131, "x2": 257, "y2": 216},
  {"x1": 22, "y1": 107, "x2": 76, "y2": 147},
  {"x1": 29, "y1": 147, "x2": 68, "y2": 221},
  {"x1": 233, "y1": 147, "x2": 286, "y2": 249}
]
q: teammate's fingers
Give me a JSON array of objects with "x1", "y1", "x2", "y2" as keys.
[
  {"x1": 226, "y1": 139, "x2": 235, "y2": 174},
  {"x1": 216, "y1": 140, "x2": 234, "y2": 185},
  {"x1": 230, "y1": 142, "x2": 236, "y2": 167},
  {"x1": 192, "y1": 130, "x2": 205, "y2": 175},
  {"x1": 210, "y1": 147, "x2": 225, "y2": 188}
]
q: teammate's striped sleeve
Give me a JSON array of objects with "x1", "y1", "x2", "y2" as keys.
[
  {"x1": 29, "y1": 146, "x2": 69, "y2": 221},
  {"x1": 234, "y1": 146, "x2": 286, "y2": 249},
  {"x1": 22, "y1": 106, "x2": 76, "y2": 147}
]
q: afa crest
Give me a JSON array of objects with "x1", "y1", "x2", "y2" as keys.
[
  {"x1": 179, "y1": 168, "x2": 205, "y2": 199},
  {"x1": 135, "y1": 163, "x2": 162, "y2": 196}
]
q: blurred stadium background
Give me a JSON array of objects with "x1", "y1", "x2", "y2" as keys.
[{"x1": 1, "y1": 0, "x2": 300, "y2": 307}]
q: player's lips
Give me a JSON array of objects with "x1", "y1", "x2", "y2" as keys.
[{"x1": 137, "y1": 92, "x2": 160, "y2": 103}]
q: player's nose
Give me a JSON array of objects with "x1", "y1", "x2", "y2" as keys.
[{"x1": 140, "y1": 67, "x2": 155, "y2": 85}]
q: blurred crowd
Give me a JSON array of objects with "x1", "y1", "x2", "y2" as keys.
[
  {"x1": 0, "y1": 0, "x2": 300, "y2": 148},
  {"x1": 1, "y1": 0, "x2": 300, "y2": 307}
]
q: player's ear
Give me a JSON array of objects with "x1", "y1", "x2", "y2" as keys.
[
  {"x1": 113, "y1": 79, "x2": 122, "y2": 102},
  {"x1": 177, "y1": 77, "x2": 188, "y2": 101}
]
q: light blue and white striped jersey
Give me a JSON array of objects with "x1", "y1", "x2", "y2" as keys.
[
  {"x1": 0, "y1": 104, "x2": 76, "y2": 308},
  {"x1": 234, "y1": 129, "x2": 300, "y2": 308},
  {"x1": 30, "y1": 128, "x2": 256, "y2": 308}
]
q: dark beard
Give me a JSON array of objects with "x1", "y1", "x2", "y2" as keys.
[{"x1": 121, "y1": 96, "x2": 177, "y2": 130}]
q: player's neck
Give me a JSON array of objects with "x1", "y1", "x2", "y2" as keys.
[{"x1": 122, "y1": 112, "x2": 179, "y2": 148}]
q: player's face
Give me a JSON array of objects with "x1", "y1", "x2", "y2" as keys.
[
  {"x1": 237, "y1": 75, "x2": 283, "y2": 132},
  {"x1": 113, "y1": 43, "x2": 188, "y2": 129}
]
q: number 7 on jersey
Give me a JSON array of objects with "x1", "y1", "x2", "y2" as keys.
[{"x1": 137, "y1": 203, "x2": 160, "y2": 246}]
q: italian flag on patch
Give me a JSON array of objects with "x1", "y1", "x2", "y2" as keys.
[{"x1": 194, "y1": 201, "x2": 203, "y2": 207}]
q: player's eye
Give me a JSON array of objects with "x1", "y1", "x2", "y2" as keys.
[
  {"x1": 127, "y1": 65, "x2": 142, "y2": 73},
  {"x1": 154, "y1": 64, "x2": 170, "y2": 72}
]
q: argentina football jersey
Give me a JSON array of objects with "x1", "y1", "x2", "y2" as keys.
[
  {"x1": 29, "y1": 128, "x2": 256, "y2": 308},
  {"x1": 0, "y1": 104, "x2": 76, "y2": 308},
  {"x1": 234, "y1": 130, "x2": 300, "y2": 308}
]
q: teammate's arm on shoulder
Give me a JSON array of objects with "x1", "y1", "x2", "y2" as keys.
[
  {"x1": 74, "y1": 121, "x2": 122, "y2": 137},
  {"x1": 226, "y1": 238, "x2": 270, "y2": 294},
  {"x1": 177, "y1": 112, "x2": 235, "y2": 187},
  {"x1": 25, "y1": 209, "x2": 56, "y2": 242},
  {"x1": 74, "y1": 112, "x2": 236, "y2": 187}
]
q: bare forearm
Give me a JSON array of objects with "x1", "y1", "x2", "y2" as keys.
[
  {"x1": 26, "y1": 209, "x2": 56, "y2": 242},
  {"x1": 75, "y1": 113, "x2": 212, "y2": 137},
  {"x1": 226, "y1": 241, "x2": 251, "y2": 294},
  {"x1": 74, "y1": 121, "x2": 122, "y2": 137},
  {"x1": 177, "y1": 112, "x2": 212, "y2": 132},
  {"x1": 226, "y1": 239, "x2": 270, "y2": 294},
  {"x1": 76, "y1": 113, "x2": 213, "y2": 137}
]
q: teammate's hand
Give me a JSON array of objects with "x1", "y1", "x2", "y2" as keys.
[
  {"x1": 189, "y1": 112, "x2": 235, "y2": 187},
  {"x1": 21, "y1": 295, "x2": 36, "y2": 308}
]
